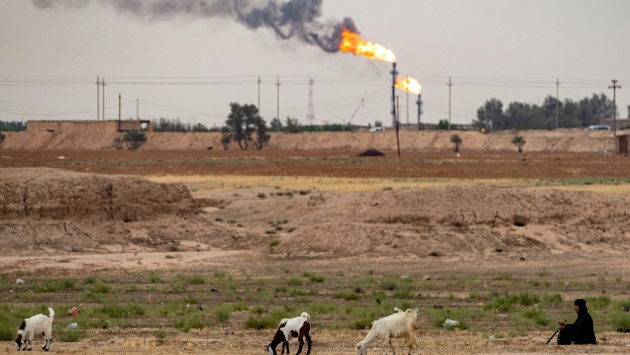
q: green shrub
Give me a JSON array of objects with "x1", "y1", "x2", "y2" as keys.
[
  {"x1": 392, "y1": 289, "x2": 413, "y2": 299},
  {"x1": 174, "y1": 316, "x2": 205, "y2": 332},
  {"x1": 0, "y1": 315, "x2": 17, "y2": 341},
  {"x1": 35, "y1": 278, "x2": 75, "y2": 292},
  {"x1": 519, "y1": 307, "x2": 550, "y2": 327},
  {"x1": 121, "y1": 129, "x2": 147, "y2": 150},
  {"x1": 493, "y1": 272, "x2": 512, "y2": 281},
  {"x1": 515, "y1": 293, "x2": 540, "y2": 306},
  {"x1": 286, "y1": 277, "x2": 302, "y2": 286},
  {"x1": 91, "y1": 281, "x2": 111, "y2": 294},
  {"x1": 348, "y1": 316, "x2": 374, "y2": 330},
  {"x1": 244, "y1": 309, "x2": 289, "y2": 329},
  {"x1": 101, "y1": 303, "x2": 145, "y2": 319},
  {"x1": 56, "y1": 328, "x2": 85, "y2": 342},
  {"x1": 485, "y1": 295, "x2": 515, "y2": 313},
  {"x1": 149, "y1": 272, "x2": 163, "y2": 284},
  {"x1": 303, "y1": 272, "x2": 325, "y2": 283},
  {"x1": 83, "y1": 276, "x2": 97, "y2": 284},
  {"x1": 216, "y1": 306, "x2": 231, "y2": 323},
  {"x1": 611, "y1": 311, "x2": 630, "y2": 330},
  {"x1": 154, "y1": 330, "x2": 167, "y2": 339},
  {"x1": 380, "y1": 280, "x2": 398, "y2": 291},
  {"x1": 335, "y1": 290, "x2": 359, "y2": 301},
  {"x1": 543, "y1": 293, "x2": 563, "y2": 303},
  {"x1": 187, "y1": 274, "x2": 205, "y2": 285},
  {"x1": 586, "y1": 295, "x2": 611, "y2": 309}
]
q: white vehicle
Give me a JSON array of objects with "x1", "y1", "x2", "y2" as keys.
[
  {"x1": 586, "y1": 125, "x2": 611, "y2": 131},
  {"x1": 369, "y1": 127, "x2": 386, "y2": 132}
]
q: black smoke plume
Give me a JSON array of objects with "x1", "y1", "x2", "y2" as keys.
[{"x1": 32, "y1": 0, "x2": 357, "y2": 53}]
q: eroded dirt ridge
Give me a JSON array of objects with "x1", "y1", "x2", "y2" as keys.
[
  {"x1": 0, "y1": 168, "x2": 262, "y2": 254},
  {"x1": 2, "y1": 168, "x2": 630, "y2": 257},
  {"x1": 208, "y1": 185, "x2": 630, "y2": 258}
]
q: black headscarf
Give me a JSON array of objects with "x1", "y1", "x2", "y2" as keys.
[{"x1": 574, "y1": 299, "x2": 588, "y2": 313}]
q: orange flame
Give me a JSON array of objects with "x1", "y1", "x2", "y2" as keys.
[
  {"x1": 339, "y1": 28, "x2": 396, "y2": 63},
  {"x1": 395, "y1": 75, "x2": 422, "y2": 95}
]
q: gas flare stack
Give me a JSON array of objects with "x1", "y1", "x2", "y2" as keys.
[{"x1": 391, "y1": 62, "x2": 398, "y2": 127}]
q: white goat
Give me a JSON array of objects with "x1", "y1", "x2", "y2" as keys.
[
  {"x1": 356, "y1": 308, "x2": 420, "y2": 355},
  {"x1": 267, "y1": 312, "x2": 311, "y2": 355},
  {"x1": 15, "y1": 307, "x2": 55, "y2": 351}
]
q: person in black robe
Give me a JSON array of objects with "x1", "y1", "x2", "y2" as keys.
[{"x1": 556, "y1": 298, "x2": 596, "y2": 345}]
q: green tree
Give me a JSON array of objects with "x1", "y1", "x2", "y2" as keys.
[
  {"x1": 225, "y1": 102, "x2": 261, "y2": 150},
  {"x1": 512, "y1": 132, "x2": 526, "y2": 153},
  {"x1": 0, "y1": 131, "x2": 5, "y2": 145},
  {"x1": 220, "y1": 126, "x2": 232, "y2": 150},
  {"x1": 285, "y1": 117, "x2": 300, "y2": 133},
  {"x1": 191, "y1": 123, "x2": 210, "y2": 132},
  {"x1": 0, "y1": 121, "x2": 26, "y2": 131},
  {"x1": 627, "y1": 104, "x2": 630, "y2": 119},
  {"x1": 121, "y1": 130, "x2": 147, "y2": 150},
  {"x1": 450, "y1": 134, "x2": 462, "y2": 152},
  {"x1": 437, "y1": 119, "x2": 449, "y2": 130},
  {"x1": 253, "y1": 116, "x2": 270, "y2": 150},
  {"x1": 374, "y1": 120, "x2": 383, "y2": 128},
  {"x1": 475, "y1": 98, "x2": 504, "y2": 131},
  {"x1": 270, "y1": 118, "x2": 283, "y2": 132}
]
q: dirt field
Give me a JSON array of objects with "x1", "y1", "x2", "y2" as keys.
[{"x1": 1, "y1": 131, "x2": 630, "y2": 353}]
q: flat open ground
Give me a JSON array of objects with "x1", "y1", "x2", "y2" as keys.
[{"x1": 1, "y1": 147, "x2": 630, "y2": 354}]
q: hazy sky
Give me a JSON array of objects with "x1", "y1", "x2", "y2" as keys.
[{"x1": 1, "y1": 0, "x2": 629, "y2": 128}]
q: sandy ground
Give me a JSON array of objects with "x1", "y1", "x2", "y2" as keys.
[{"x1": 1, "y1": 130, "x2": 630, "y2": 353}]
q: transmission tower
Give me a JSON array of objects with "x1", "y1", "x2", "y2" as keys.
[{"x1": 306, "y1": 78, "x2": 315, "y2": 122}]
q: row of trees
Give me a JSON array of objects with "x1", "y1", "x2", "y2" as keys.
[
  {"x1": 474, "y1": 93, "x2": 623, "y2": 131},
  {"x1": 0, "y1": 121, "x2": 26, "y2": 131},
  {"x1": 152, "y1": 118, "x2": 219, "y2": 132}
]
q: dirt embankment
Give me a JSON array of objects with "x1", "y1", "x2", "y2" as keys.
[
  {"x1": 0, "y1": 168, "x2": 264, "y2": 254},
  {"x1": 1, "y1": 127, "x2": 616, "y2": 152},
  {"x1": 215, "y1": 185, "x2": 630, "y2": 259},
  {"x1": 5, "y1": 168, "x2": 628, "y2": 259}
]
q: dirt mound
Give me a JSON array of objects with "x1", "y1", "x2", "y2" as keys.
[
  {"x1": 3, "y1": 168, "x2": 630, "y2": 259},
  {"x1": 260, "y1": 186, "x2": 630, "y2": 258},
  {"x1": 0, "y1": 168, "x2": 265, "y2": 254}
]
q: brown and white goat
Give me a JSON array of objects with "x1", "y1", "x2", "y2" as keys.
[
  {"x1": 15, "y1": 307, "x2": 55, "y2": 351},
  {"x1": 356, "y1": 308, "x2": 420, "y2": 355},
  {"x1": 266, "y1": 312, "x2": 311, "y2": 355}
]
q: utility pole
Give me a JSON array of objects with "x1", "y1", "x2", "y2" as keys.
[
  {"x1": 406, "y1": 90, "x2": 409, "y2": 126},
  {"x1": 609, "y1": 79, "x2": 621, "y2": 139},
  {"x1": 395, "y1": 95, "x2": 401, "y2": 157},
  {"x1": 307, "y1": 78, "x2": 315, "y2": 122},
  {"x1": 96, "y1": 76, "x2": 100, "y2": 120},
  {"x1": 275, "y1": 76, "x2": 280, "y2": 132},
  {"x1": 556, "y1": 77, "x2": 560, "y2": 129},
  {"x1": 101, "y1": 78, "x2": 106, "y2": 120},
  {"x1": 257, "y1": 75, "x2": 262, "y2": 112},
  {"x1": 416, "y1": 94, "x2": 422, "y2": 130},
  {"x1": 447, "y1": 77, "x2": 453, "y2": 131},
  {"x1": 118, "y1": 93, "x2": 121, "y2": 131},
  {"x1": 136, "y1": 99, "x2": 139, "y2": 120}
]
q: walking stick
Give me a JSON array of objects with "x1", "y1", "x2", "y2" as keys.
[{"x1": 545, "y1": 328, "x2": 560, "y2": 345}]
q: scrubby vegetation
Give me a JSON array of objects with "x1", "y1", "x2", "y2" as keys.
[{"x1": 1, "y1": 263, "x2": 627, "y2": 343}]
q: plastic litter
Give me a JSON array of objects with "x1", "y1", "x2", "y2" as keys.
[
  {"x1": 443, "y1": 319, "x2": 460, "y2": 330},
  {"x1": 68, "y1": 307, "x2": 79, "y2": 316},
  {"x1": 16, "y1": 279, "x2": 24, "y2": 284},
  {"x1": 67, "y1": 323, "x2": 78, "y2": 329}
]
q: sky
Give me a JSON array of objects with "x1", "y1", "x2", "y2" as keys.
[{"x1": 1, "y1": 0, "x2": 629, "y2": 128}]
